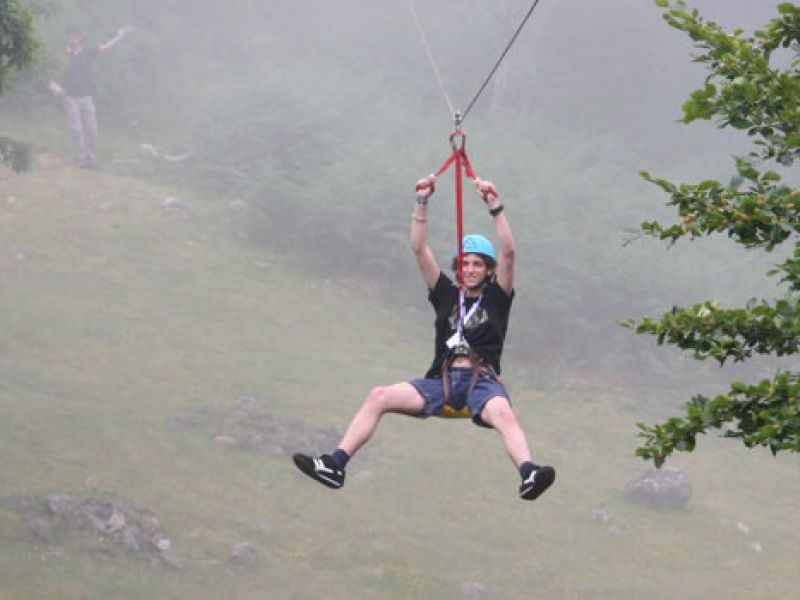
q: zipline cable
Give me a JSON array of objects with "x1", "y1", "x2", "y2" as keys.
[
  {"x1": 461, "y1": 0, "x2": 544, "y2": 124},
  {"x1": 406, "y1": 0, "x2": 545, "y2": 127},
  {"x1": 409, "y1": 1, "x2": 544, "y2": 287},
  {"x1": 406, "y1": 0, "x2": 456, "y2": 120}
]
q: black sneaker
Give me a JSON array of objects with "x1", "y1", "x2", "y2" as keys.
[
  {"x1": 292, "y1": 453, "x2": 345, "y2": 489},
  {"x1": 519, "y1": 464, "x2": 555, "y2": 500}
]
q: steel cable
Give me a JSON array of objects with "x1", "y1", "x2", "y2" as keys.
[
  {"x1": 461, "y1": 0, "x2": 544, "y2": 124},
  {"x1": 407, "y1": 0, "x2": 545, "y2": 127},
  {"x1": 406, "y1": 0, "x2": 456, "y2": 120}
]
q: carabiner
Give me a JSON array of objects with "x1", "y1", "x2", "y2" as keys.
[{"x1": 449, "y1": 129, "x2": 467, "y2": 152}]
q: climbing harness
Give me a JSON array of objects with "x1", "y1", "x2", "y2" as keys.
[{"x1": 438, "y1": 289, "x2": 489, "y2": 419}]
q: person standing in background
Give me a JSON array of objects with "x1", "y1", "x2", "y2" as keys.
[{"x1": 49, "y1": 25, "x2": 133, "y2": 168}]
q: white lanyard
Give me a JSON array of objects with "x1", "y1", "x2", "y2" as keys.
[
  {"x1": 446, "y1": 288, "x2": 483, "y2": 350},
  {"x1": 456, "y1": 288, "x2": 482, "y2": 343}
]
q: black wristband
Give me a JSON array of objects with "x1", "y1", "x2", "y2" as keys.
[
  {"x1": 415, "y1": 193, "x2": 429, "y2": 206},
  {"x1": 489, "y1": 204, "x2": 504, "y2": 217}
]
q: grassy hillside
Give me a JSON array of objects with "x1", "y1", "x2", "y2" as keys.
[
  {"x1": 0, "y1": 160, "x2": 798, "y2": 599},
  {"x1": 6, "y1": 0, "x2": 788, "y2": 394}
]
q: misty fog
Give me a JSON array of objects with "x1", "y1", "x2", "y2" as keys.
[{"x1": 1, "y1": 1, "x2": 798, "y2": 599}]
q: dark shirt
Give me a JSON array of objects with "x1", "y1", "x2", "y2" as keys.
[
  {"x1": 424, "y1": 272, "x2": 514, "y2": 379},
  {"x1": 62, "y1": 48, "x2": 99, "y2": 97}
]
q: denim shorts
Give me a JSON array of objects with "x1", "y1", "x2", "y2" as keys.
[{"x1": 409, "y1": 367, "x2": 511, "y2": 428}]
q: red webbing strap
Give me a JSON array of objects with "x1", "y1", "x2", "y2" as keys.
[
  {"x1": 430, "y1": 130, "x2": 478, "y2": 288},
  {"x1": 455, "y1": 148, "x2": 464, "y2": 286}
]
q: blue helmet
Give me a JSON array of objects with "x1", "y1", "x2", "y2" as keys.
[{"x1": 459, "y1": 234, "x2": 496, "y2": 261}]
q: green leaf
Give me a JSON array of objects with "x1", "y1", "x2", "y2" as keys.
[
  {"x1": 630, "y1": 2, "x2": 800, "y2": 467},
  {"x1": 761, "y1": 171, "x2": 781, "y2": 182}
]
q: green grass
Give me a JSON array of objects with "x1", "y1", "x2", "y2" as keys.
[{"x1": 0, "y1": 158, "x2": 798, "y2": 600}]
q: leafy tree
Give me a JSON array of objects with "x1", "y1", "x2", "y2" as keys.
[
  {"x1": 0, "y1": 0, "x2": 37, "y2": 93},
  {"x1": 0, "y1": 135, "x2": 30, "y2": 170},
  {"x1": 627, "y1": 1, "x2": 800, "y2": 466},
  {"x1": 0, "y1": 0, "x2": 38, "y2": 171}
]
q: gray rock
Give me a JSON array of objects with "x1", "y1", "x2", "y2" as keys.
[
  {"x1": 590, "y1": 505, "x2": 612, "y2": 523},
  {"x1": 183, "y1": 396, "x2": 353, "y2": 460},
  {"x1": 46, "y1": 495, "x2": 77, "y2": 518},
  {"x1": 160, "y1": 548, "x2": 184, "y2": 570},
  {"x1": 238, "y1": 432, "x2": 265, "y2": 452},
  {"x1": 590, "y1": 505, "x2": 631, "y2": 535},
  {"x1": 166, "y1": 407, "x2": 219, "y2": 430},
  {"x1": 155, "y1": 538, "x2": 172, "y2": 552},
  {"x1": 607, "y1": 522, "x2": 631, "y2": 536},
  {"x1": 461, "y1": 581, "x2": 489, "y2": 598},
  {"x1": 624, "y1": 466, "x2": 692, "y2": 510},
  {"x1": 132, "y1": 510, "x2": 162, "y2": 536},
  {"x1": 3, "y1": 494, "x2": 42, "y2": 514},
  {"x1": 5, "y1": 493, "x2": 179, "y2": 567},
  {"x1": 26, "y1": 516, "x2": 54, "y2": 542},
  {"x1": 160, "y1": 196, "x2": 186, "y2": 213},
  {"x1": 246, "y1": 520, "x2": 271, "y2": 539},
  {"x1": 120, "y1": 526, "x2": 145, "y2": 552},
  {"x1": 74, "y1": 499, "x2": 127, "y2": 534},
  {"x1": 229, "y1": 541, "x2": 259, "y2": 565},
  {"x1": 735, "y1": 521, "x2": 750, "y2": 535}
]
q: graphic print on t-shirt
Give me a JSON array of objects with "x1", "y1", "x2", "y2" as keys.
[{"x1": 447, "y1": 301, "x2": 488, "y2": 333}]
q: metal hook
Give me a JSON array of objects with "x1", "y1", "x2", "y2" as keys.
[{"x1": 449, "y1": 128, "x2": 466, "y2": 152}]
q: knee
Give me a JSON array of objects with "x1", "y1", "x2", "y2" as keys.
[
  {"x1": 482, "y1": 398, "x2": 517, "y2": 430},
  {"x1": 364, "y1": 386, "x2": 392, "y2": 414}
]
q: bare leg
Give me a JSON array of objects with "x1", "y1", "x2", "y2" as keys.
[
  {"x1": 479, "y1": 396, "x2": 532, "y2": 468},
  {"x1": 337, "y1": 382, "x2": 425, "y2": 457}
]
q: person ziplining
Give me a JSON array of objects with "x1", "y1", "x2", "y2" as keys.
[{"x1": 293, "y1": 0, "x2": 555, "y2": 501}]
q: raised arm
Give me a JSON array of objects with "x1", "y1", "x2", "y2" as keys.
[
  {"x1": 475, "y1": 178, "x2": 515, "y2": 295},
  {"x1": 410, "y1": 174, "x2": 441, "y2": 290},
  {"x1": 98, "y1": 26, "x2": 133, "y2": 52}
]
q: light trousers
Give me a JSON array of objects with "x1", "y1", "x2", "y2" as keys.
[{"x1": 63, "y1": 95, "x2": 98, "y2": 165}]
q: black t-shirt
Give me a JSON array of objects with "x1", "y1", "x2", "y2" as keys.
[
  {"x1": 62, "y1": 48, "x2": 99, "y2": 97},
  {"x1": 424, "y1": 272, "x2": 514, "y2": 379}
]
